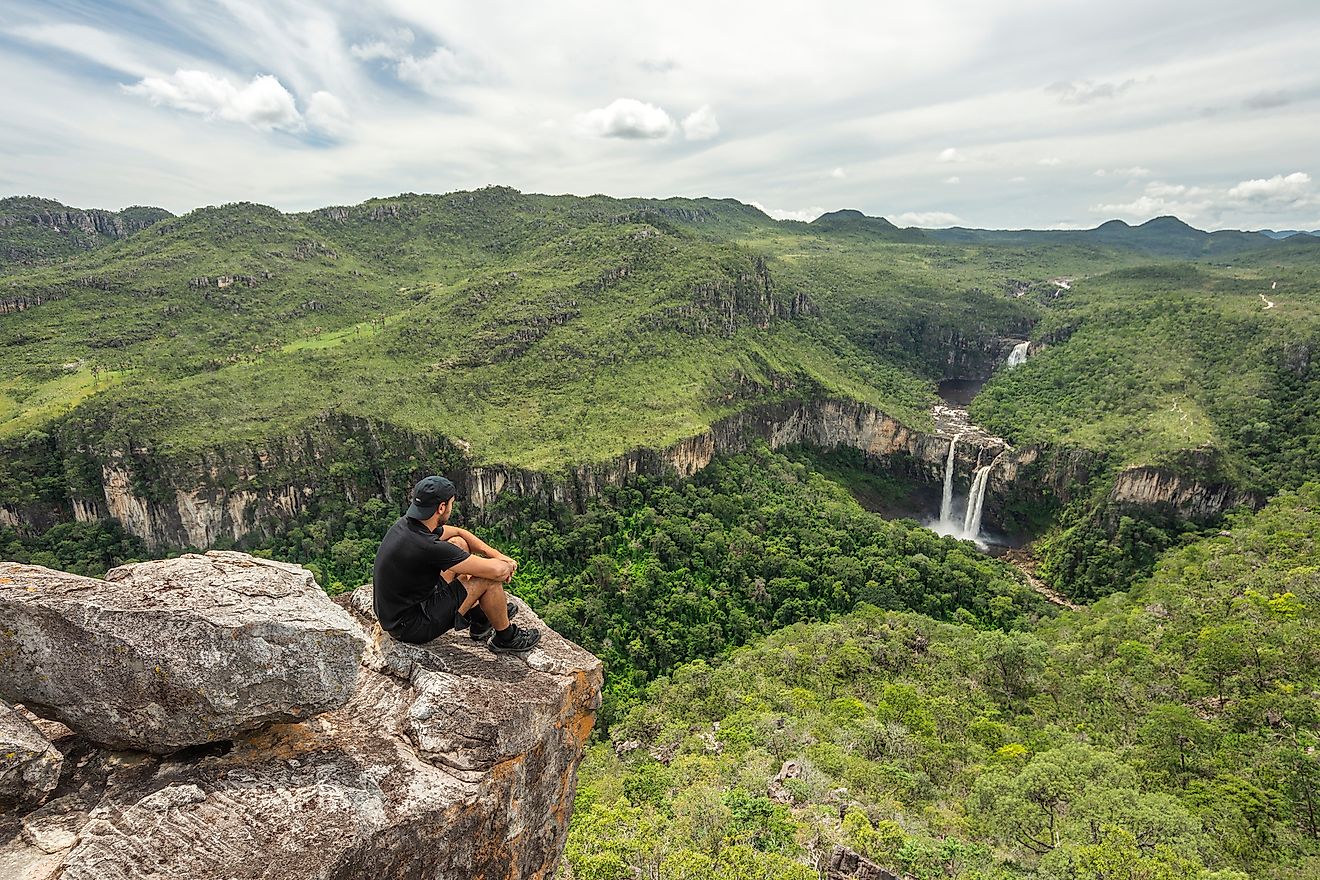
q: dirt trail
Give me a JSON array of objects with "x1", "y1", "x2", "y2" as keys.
[
  {"x1": 1002, "y1": 548, "x2": 1081, "y2": 610},
  {"x1": 1260, "y1": 292, "x2": 1276, "y2": 310}
]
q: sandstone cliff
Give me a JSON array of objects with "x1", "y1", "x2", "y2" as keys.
[
  {"x1": 0, "y1": 553, "x2": 603, "y2": 880},
  {"x1": 2, "y1": 395, "x2": 1256, "y2": 553}
]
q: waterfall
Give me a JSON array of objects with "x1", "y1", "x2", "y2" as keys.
[
  {"x1": 939, "y1": 433, "x2": 962, "y2": 526},
  {"x1": 1005, "y1": 341, "x2": 1030, "y2": 368},
  {"x1": 962, "y1": 465, "x2": 993, "y2": 537}
]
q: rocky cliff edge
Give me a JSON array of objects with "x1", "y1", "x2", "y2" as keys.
[{"x1": 0, "y1": 552, "x2": 603, "y2": 880}]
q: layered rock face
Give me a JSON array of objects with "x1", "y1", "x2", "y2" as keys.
[
  {"x1": 1108, "y1": 465, "x2": 1259, "y2": 520},
  {"x1": 0, "y1": 553, "x2": 603, "y2": 880},
  {"x1": 459, "y1": 399, "x2": 962, "y2": 513},
  {"x1": 3, "y1": 394, "x2": 1254, "y2": 552}
]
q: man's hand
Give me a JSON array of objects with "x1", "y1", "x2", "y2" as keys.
[{"x1": 497, "y1": 556, "x2": 518, "y2": 582}]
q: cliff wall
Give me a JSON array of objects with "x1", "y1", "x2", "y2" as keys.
[{"x1": 2, "y1": 399, "x2": 1257, "y2": 552}]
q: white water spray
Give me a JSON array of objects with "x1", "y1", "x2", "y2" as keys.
[
  {"x1": 962, "y1": 465, "x2": 993, "y2": 536},
  {"x1": 1005, "y1": 341, "x2": 1029, "y2": 368},
  {"x1": 940, "y1": 433, "x2": 962, "y2": 526}
]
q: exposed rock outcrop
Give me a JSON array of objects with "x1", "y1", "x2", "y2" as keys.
[
  {"x1": 3, "y1": 395, "x2": 1256, "y2": 551},
  {"x1": 0, "y1": 702, "x2": 62, "y2": 809},
  {"x1": 1108, "y1": 465, "x2": 1259, "y2": 520},
  {"x1": 822, "y1": 844, "x2": 908, "y2": 880},
  {"x1": 0, "y1": 552, "x2": 366, "y2": 752},
  {"x1": 0, "y1": 559, "x2": 603, "y2": 880}
]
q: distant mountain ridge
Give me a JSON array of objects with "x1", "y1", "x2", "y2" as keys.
[
  {"x1": 1258, "y1": 228, "x2": 1320, "y2": 239},
  {"x1": 0, "y1": 196, "x2": 173, "y2": 272},
  {"x1": 1, "y1": 188, "x2": 1303, "y2": 267},
  {"x1": 802, "y1": 208, "x2": 930, "y2": 242},
  {"x1": 926, "y1": 214, "x2": 1290, "y2": 259}
]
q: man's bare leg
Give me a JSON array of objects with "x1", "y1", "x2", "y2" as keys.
[{"x1": 456, "y1": 576, "x2": 511, "y2": 630}]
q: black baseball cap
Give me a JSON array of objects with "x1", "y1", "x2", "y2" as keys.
[{"x1": 405, "y1": 475, "x2": 457, "y2": 520}]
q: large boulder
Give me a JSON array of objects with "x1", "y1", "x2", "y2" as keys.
[
  {"x1": 0, "y1": 581, "x2": 603, "y2": 880},
  {"x1": 0, "y1": 551, "x2": 367, "y2": 752},
  {"x1": 0, "y1": 701, "x2": 62, "y2": 809}
]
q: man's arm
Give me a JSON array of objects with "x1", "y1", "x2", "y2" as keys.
[
  {"x1": 448, "y1": 553, "x2": 515, "y2": 582},
  {"x1": 440, "y1": 526, "x2": 516, "y2": 566}
]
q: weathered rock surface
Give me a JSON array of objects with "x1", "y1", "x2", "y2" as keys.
[
  {"x1": 0, "y1": 701, "x2": 62, "y2": 809},
  {"x1": 822, "y1": 844, "x2": 908, "y2": 880},
  {"x1": 1108, "y1": 465, "x2": 1260, "y2": 521},
  {"x1": 0, "y1": 577, "x2": 602, "y2": 880},
  {"x1": 0, "y1": 551, "x2": 366, "y2": 752}
]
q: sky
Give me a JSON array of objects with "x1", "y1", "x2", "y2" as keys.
[{"x1": 2, "y1": 0, "x2": 1319, "y2": 230}]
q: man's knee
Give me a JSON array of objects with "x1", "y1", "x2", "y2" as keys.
[
  {"x1": 447, "y1": 535, "x2": 469, "y2": 552},
  {"x1": 463, "y1": 576, "x2": 505, "y2": 598}
]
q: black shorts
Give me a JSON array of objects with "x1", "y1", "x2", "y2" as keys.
[{"x1": 386, "y1": 578, "x2": 468, "y2": 644}]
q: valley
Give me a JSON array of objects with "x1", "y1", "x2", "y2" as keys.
[{"x1": 2, "y1": 189, "x2": 1319, "y2": 880}]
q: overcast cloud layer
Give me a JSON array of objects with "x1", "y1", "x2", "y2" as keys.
[{"x1": 2, "y1": 0, "x2": 1318, "y2": 229}]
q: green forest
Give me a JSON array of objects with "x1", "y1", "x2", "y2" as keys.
[{"x1": 563, "y1": 483, "x2": 1320, "y2": 880}]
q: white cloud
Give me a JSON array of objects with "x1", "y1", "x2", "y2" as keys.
[
  {"x1": 1037, "y1": 156, "x2": 1061, "y2": 166},
  {"x1": 1092, "y1": 172, "x2": 1318, "y2": 223},
  {"x1": 1046, "y1": 79, "x2": 1136, "y2": 104},
  {"x1": 1227, "y1": 171, "x2": 1313, "y2": 205},
  {"x1": 7, "y1": 22, "x2": 155, "y2": 78},
  {"x1": 894, "y1": 211, "x2": 963, "y2": 227},
  {"x1": 124, "y1": 69, "x2": 304, "y2": 131},
  {"x1": 1008, "y1": 176, "x2": 1026, "y2": 183},
  {"x1": 937, "y1": 147, "x2": 963, "y2": 163},
  {"x1": 350, "y1": 30, "x2": 484, "y2": 94},
  {"x1": 350, "y1": 29, "x2": 414, "y2": 62},
  {"x1": 577, "y1": 98, "x2": 676, "y2": 139},
  {"x1": 750, "y1": 201, "x2": 826, "y2": 222},
  {"x1": 1095, "y1": 165, "x2": 1154, "y2": 178},
  {"x1": 944, "y1": 176, "x2": 960, "y2": 184},
  {"x1": 830, "y1": 167, "x2": 846, "y2": 179},
  {"x1": 306, "y1": 91, "x2": 350, "y2": 136},
  {"x1": 1093, "y1": 195, "x2": 1177, "y2": 218},
  {"x1": 681, "y1": 104, "x2": 720, "y2": 141},
  {"x1": 396, "y1": 48, "x2": 484, "y2": 93}
]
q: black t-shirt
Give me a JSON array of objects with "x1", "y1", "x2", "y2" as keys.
[{"x1": 372, "y1": 516, "x2": 471, "y2": 631}]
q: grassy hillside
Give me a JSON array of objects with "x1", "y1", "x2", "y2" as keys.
[
  {"x1": 2, "y1": 186, "x2": 1317, "y2": 529},
  {"x1": 970, "y1": 258, "x2": 1320, "y2": 495},
  {"x1": 0, "y1": 187, "x2": 1035, "y2": 475},
  {"x1": 566, "y1": 483, "x2": 1320, "y2": 879}
]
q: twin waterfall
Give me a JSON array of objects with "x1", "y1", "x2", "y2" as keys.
[{"x1": 936, "y1": 433, "x2": 997, "y2": 542}]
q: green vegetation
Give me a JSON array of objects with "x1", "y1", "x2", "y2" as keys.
[
  {"x1": 0, "y1": 520, "x2": 147, "y2": 577},
  {"x1": 566, "y1": 484, "x2": 1320, "y2": 879},
  {"x1": 970, "y1": 263, "x2": 1320, "y2": 495},
  {"x1": 485, "y1": 445, "x2": 1050, "y2": 721},
  {"x1": 5, "y1": 190, "x2": 1320, "y2": 880}
]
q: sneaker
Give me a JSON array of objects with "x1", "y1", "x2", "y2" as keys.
[
  {"x1": 469, "y1": 602, "x2": 519, "y2": 641},
  {"x1": 488, "y1": 622, "x2": 542, "y2": 654}
]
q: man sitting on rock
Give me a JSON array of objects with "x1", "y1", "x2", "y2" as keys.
[{"x1": 373, "y1": 475, "x2": 541, "y2": 653}]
